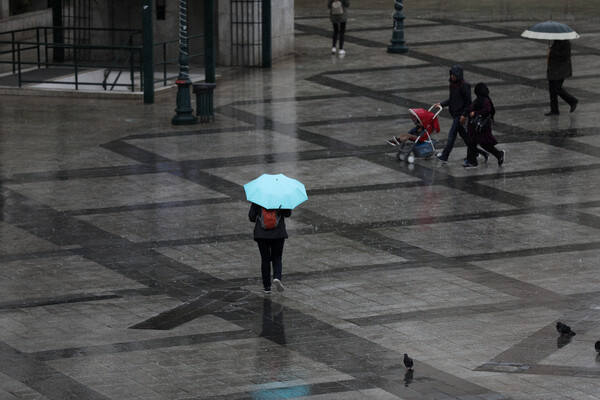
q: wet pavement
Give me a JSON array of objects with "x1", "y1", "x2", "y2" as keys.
[{"x1": 1, "y1": 1, "x2": 600, "y2": 399}]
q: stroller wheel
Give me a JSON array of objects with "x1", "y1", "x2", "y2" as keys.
[
  {"x1": 407, "y1": 155, "x2": 415, "y2": 163},
  {"x1": 397, "y1": 152, "x2": 406, "y2": 161}
]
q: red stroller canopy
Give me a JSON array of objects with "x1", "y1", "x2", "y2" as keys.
[{"x1": 409, "y1": 108, "x2": 441, "y2": 142}]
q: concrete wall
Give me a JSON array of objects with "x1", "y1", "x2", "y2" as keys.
[
  {"x1": 0, "y1": 9, "x2": 52, "y2": 40},
  {"x1": 218, "y1": 0, "x2": 294, "y2": 66}
]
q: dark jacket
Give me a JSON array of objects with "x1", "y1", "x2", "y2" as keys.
[
  {"x1": 547, "y1": 40, "x2": 573, "y2": 81},
  {"x1": 328, "y1": 0, "x2": 349, "y2": 23},
  {"x1": 249, "y1": 203, "x2": 292, "y2": 240},
  {"x1": 440, "y1": 65, "x2": 471, "y2": 117},
  {"x1": 467, "y1": 97, "x2": 497, "y2": 146}
]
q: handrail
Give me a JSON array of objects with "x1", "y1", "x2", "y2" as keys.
[
  {"x1": 0, "y1": 26, "x2": 204, "y2": 92},
  {"x1": 102, "y1": 30, "x2": 141, "y2": 90}
]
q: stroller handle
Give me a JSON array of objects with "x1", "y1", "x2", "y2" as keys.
[{"x1": 428, "y1": 104, "x2": 443, "y2": 119}]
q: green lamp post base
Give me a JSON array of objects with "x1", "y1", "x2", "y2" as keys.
[{"x1": 388, "y1": 0, "x2": 408, "y2": 54}]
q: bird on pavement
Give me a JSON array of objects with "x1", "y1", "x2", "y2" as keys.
[
  {"x1": 403, "y1": 353, "x2": 414, "y2": 370},
  {"x1": 595, "y1": 340, "x2": 600, "y2": 353},
  {"x1": 556, "y1": 321, "x2": 576, "y2": 336}
]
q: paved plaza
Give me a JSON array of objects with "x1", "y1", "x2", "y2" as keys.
[{"x1": 1, "y1": 0, "x2": 600, "y2": 399}]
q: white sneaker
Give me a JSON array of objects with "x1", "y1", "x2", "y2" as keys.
[
  {"x1": 273, "y1": 278, "x2": 285, "y2": 292},
  {"x1": 339, "y1": 49, "x2": 346, "y2": 55},
  {"x1": 331, "y1": 47, "x2": 336, "y2": 54}
]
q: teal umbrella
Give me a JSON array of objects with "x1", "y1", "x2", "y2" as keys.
[
  {"x1": 521, "y1": 21, "x2": 579, "y2": 40},
  {"x1": 243, "y1": 174, "x2": 308, "y2": 209}
]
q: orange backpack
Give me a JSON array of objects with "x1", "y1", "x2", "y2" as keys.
[{"x1": 259, "y1": 207, "x2": 280, "y2": 230}]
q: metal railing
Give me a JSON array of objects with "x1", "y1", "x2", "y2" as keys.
[{"x1": 0, "y1": 26, "x2": 205, "y2": 92}]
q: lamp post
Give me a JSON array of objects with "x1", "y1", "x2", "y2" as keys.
[
  {"x1": 388, "y1": 0, "x2": 408, "y2": 54},
  {"x1": 172, "y1": 0, "x2": 197, "y2": 125}
]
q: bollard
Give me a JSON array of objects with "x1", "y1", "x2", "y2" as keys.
[
  {"x1": 388, "y1": 0, "x2": 409, "y2": 54},
  {"x1": 193, "y1": 83, "x2": 217, "y2": 123}
]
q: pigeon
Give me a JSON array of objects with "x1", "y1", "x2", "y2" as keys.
[
  {"x1": 556, "y1": 321, "x2": 576, "y2": 336},
  {"x1": 403, "y1": 353, "x2": 414, "y2": 370},
  {"x1": 595, "y1": 341, "x2": 600, "y2": 353}
]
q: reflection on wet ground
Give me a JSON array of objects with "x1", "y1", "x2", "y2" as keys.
[{"x1": 1, "y1": 0, "x2": 600, "y2": 399}]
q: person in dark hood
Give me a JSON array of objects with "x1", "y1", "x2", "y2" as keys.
[
  {"x1": 464, "y1": 83, "x2": 505, "y2": 168},
  {"x1": 435, "y1": 65, "x2": 489, "y2": 163},
  {"x1": 545, "y1": 40, "x2": 578, "y2": 116}
]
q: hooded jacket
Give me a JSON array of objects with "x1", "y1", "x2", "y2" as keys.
[{"x1": 440, "y1": 65, "x2": 472, "y2": 117}]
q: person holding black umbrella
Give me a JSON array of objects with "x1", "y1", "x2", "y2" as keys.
[
  {"x1": 521, "y1": 21, "x2": 580, "y2": 117},
  {"x1": 546, "y1": 40, "x2": 578, "y2": 116}
]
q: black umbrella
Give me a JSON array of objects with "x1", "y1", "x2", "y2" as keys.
[{"x1": 521, "y1": 21, "x2": 579, "y2": 40}]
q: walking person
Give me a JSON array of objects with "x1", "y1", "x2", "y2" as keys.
[
  {"x1": 328, "y1": 0, "x2": 349, "y2": 55},
  {"x1": 249, "y1": 203, "x2": 291, "y2": 294},
  {"x1": 464, "y1": 83, "x2": 505, "y2": 168},
  {"x1": 435, "y1": 65, "x2": 488, "y2": 164},
  {"x1": 545, "y1": 40, "x2": 578, "y2": 116}
]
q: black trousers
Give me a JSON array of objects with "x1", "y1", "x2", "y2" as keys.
[
  {"x1": 256, "y1": 238, "x2": 285, "y2": 290},
  {"x1": 548, "y1": 79, "x2": 577, "y2": 114},
  {"x1": 467, "y1": 141, "x2": 502, "y2": 164},
  {"x1": 332, "y1": 22, "x2": 346, "y2": 49}
]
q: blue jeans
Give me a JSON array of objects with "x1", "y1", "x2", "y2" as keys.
[
  {"x1": 439, "y1": 115, "x2": 486, "y2": 161},
  {"x1": 439, "y1": 115, "x2": 467, "y2": 160},
  {"x1": 256, "y1": 238, "x2": 285, "y2": 290}
]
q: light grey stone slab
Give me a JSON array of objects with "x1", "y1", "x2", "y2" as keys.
[
  {"x1": 475, "y1": 249, "x2": 600, "y2": 296},
  {"x1": 0, "y1": 254, "x2": 146, "y2": 304},
  {"x1": 77, "y1": 201, "x2": 289, "y2": 242},
  {"x1": 283, "y1": 266, "x2": 515, "y2": 320},
  {"x1": 414, "y1": 38, "x2": 548, "y2": 63},
  {"x1": 158, "y1": 232, "x2": 408, "y2": 280},
  {"x1": 234, "y1": 96, "x2": 401, "y2": 124},
  {"x1": 48, "y1": 339, "x2": 353, "y2": 399},
  {"x1": 6, "y1": 173, "x2": 228, "y2": 211},
  {"x1": 0, "y1": 222, "x2": 60, "y2": 255},
  {"x1": 125, "y1": 130, "x2": 325, "y2": 162},
  {"x1": 207, "y1": 156, "x2": 420, "y2": 191},
  {"x1": 0, "y1": 296, "x2": 241, "y2": 353},
  {"x1": 375, "y1": 213, "x2": 599, "y2": 257},
  {"x1": 304, "y1": 185, "x2": 515, "y2": 225},
  {"x1": 479, "y1": 169, "x2": 600, "y2": 205},
  {"x1": 421, "y1": 141, "x2": 599, "y2": 176}
]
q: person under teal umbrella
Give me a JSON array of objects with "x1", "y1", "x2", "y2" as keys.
[{"x1": 244, "y1": 174, "x2": 308, "y2": 294}]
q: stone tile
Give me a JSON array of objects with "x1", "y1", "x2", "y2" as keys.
[
  {"x1": 479, "y1": 169, "x2": 600, "y2": 204},
  {"x1": 283, "y1": 266, "x2": 515, "y2": 320},
  {"x1": 48, "y1": 339, "x2": 353, "y2": 399},
  {"x1": 207, "y1": 157, "x2": 420, "y2": 191},
  {"x1": 125, "y1": 130, "x2": 325, "y2": 161},
  {"x1": 157, "y1": 232, "x2": 407, "y2": 280},
  {"x1": 0, "y1": 254, "x2": 146, "y2": 304},
  {"x1": 0, "y1": 296, "x2": 241, "y2": 353},
  {"x1": 6, "y1": 173, "x2": 227, "y2": 211},
  {"x1": 474, "y1": 249, "x2": 600, "y2": 295},
  {"x1": 235, "y1": 96, "x2": 400, "y2": 124},
  {"x1": 375, "y1": 213, "x2": 599, "y2": 257},
  {"x1": 76, "y1": 201, "x2": 290, "y2": 242},
  {"x1": 0, "y1": 222, "x2": 59, "y2": 255},
  {"x1": 424, "y1": 141, "x2": 599, "y2": 175},
  {"x1": 415, "y1": 38, "x2": 548, "y2": 63},
  {"x1": 304, "y1": 185, "x2": 515, "y2": 225}
]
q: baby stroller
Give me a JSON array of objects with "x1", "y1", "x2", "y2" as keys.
[{"x1": 396, "y1": 105, "x2": 442, "y2": 163}]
